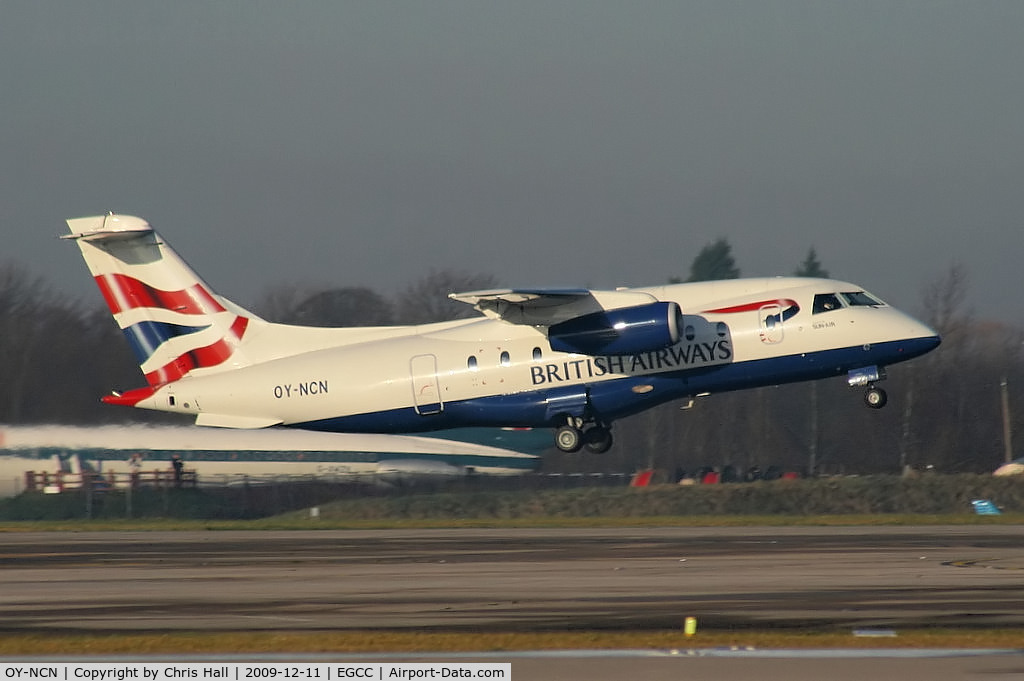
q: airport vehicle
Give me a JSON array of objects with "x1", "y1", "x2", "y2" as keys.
[
  {"x1": 65, "y1": 214, "x2": 940, "y2": 453},
  {"x1": 0, "y1": 425, "x2": 540, "y2": 497}
]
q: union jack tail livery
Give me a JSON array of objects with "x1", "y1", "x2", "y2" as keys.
[{"x1": 64, "y1": 214, "x2": 260, "y2": 404}]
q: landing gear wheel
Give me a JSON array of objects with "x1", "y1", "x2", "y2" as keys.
[
  {"x1": 555, "y1": 425, "x2": 583, "y2": 453},
  {"x1": 864, "y1": 386, "x2": 888, "y2": 409},
  {"x1": 583, "y1": 426, "x2": 613, "y2": 454}
]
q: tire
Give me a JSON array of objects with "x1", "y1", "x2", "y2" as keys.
[
  {"x1": 584, "y1": 427, "x2": 613, "y2": 454},
  {"x1": 864, "y1": 386, "x2": 888, "y2": 409},
  {"x1": 555, "y1": 425, "x2": 583, "y2": 453}
]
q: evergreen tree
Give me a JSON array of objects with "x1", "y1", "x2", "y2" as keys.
[
  {"x1": 682, "y1": 238, "x2": 740, "y2": 282},
  {"x1": 794, "y1": 247, "x2": 829, "y2": 278}
]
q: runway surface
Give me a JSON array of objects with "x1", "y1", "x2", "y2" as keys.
[{"x1": 2, "y1": 525, "x2": 1024, "y2": 633}]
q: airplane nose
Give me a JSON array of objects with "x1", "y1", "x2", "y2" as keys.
[
  {"x1": 920, "y1": 333, "x2": 942, "y2": 353},
  {"x1": 901, "y1": 320, "x2": 941, "y2": 359}
]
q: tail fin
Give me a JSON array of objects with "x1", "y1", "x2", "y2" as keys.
[{"x1": 64, "y1": 214, "x2": 257, "y2": 390}]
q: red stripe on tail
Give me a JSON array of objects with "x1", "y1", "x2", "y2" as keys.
[
  {"x1": 142, "y1": 316, "x2": 249, "y2": 386},
  {"x1": 94, "y1": 274, "x2": 226, "y2": 315}
]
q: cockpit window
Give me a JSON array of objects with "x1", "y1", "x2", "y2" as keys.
[
  {"x1": 840, "y1": 291, "x2": 884, "y2": 307},
  {"x1": 812, "y1": 293, "x2": 842, "y2": 314}
]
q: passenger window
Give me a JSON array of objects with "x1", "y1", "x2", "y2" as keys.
[
  {"x1": 500, "y1": 351, "x2": 510, "y2": 367},
  {"x1": 532, "y1": 347, "x2": 542, "y2": 361},
  {"x1": 812, "y1": 293, "x2": 842, "y2": 314},
  {"x1": 468, "y1": 356, "x2": 478, "y2": 371}
]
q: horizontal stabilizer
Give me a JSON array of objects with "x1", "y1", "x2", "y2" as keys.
[{"x1": 62, "y1": 214, "x2": 154, "y2": 242}]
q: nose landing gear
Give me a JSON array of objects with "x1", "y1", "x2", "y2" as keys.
[
  {"x1": 848, "y1": 366, "x2": 889, "y2": 409},
  {"x1": 863, "y1": 384, "x2": 888, "y2": 409}
]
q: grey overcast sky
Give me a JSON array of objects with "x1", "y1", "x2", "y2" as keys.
[{"x1": 3, "y1": 1, "x2": 1023, "y2": 319}]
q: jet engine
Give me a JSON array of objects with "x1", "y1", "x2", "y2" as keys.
[{"x1": 548, "y1": 302, "x2": 683, "y2": 356}]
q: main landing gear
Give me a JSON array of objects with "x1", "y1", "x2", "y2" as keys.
[
  {"x1": 555, "y1": 418, "x2": 614, "y2": 454},
  {"x1": 849, "y1": 365, "x2": 888, "y2": 410}
]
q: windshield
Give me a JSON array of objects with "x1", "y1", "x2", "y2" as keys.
[
  {"x1": 840, "y1": 291, "x2": 885, "y2": 307},
  {"x1": 813, "y1": 291, "x2": 886, "y2": 314},
  {"x1": 812, "y1": 293, "x2": 842, "y2": 314}
]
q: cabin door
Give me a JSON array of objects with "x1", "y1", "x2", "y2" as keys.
[{"x1": 410, "y1": 354, "x2": 444, "y2": 415}]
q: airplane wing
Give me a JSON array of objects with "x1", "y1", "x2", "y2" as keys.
[{"x1": 449, "y1": 288, "x2": 659, "y2": 326}]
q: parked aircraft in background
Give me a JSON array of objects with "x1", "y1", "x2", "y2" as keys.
[
  {"x1": 994, "y1": 458, "x2": 1024, "y2": 476},
  {"x1": 0, "y1": 425, "x2": 540, "y2": 497},
  {"x1": 65, "y1": 214, "x2": 940, "y2": 454}
]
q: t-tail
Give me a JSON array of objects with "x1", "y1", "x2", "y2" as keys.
[{"x1": 63, "y1": 214, "x2": 260, "y2": 405}]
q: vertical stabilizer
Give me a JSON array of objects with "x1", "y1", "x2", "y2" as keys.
[{"x1": 64, "y1": 214, "x2": 258, "y2": 389}]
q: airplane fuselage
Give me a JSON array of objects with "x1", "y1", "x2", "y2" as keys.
[{"x1": 137, "y1": 278, "x2": 938, "y2": 437}]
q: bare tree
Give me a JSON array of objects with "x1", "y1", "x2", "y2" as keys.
[
  {"x1": 394, "y1": 269, "x2": 497, "y2": 324},
  {"x1": 251, "y1": 282, "x2": 325, "y2": 323},
  {"x1": 0, "y1": 263, "x2": 59, "y2": 421},
  {"x1": 286, "y1": 287, "x2": 395, "y2": 327},
  {"x1": 920, "y1": 262, "x2": 971, "y2": 355},
  {"x1": 253, "y1": 280, "x2": 398, "y2": 327}
]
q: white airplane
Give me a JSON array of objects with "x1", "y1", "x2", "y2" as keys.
[
  {"x1": 64, "y1": 214, "x2": 940, "y2": 454},
  {"x1": 0, "y1": 425, "x2": 540, "y2": 497}
]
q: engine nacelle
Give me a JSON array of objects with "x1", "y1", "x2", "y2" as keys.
[{"x1": 548, "y1": 302, "x2": 683, "y2": 356}]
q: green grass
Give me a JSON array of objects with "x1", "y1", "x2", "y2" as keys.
[{"x1": 5, "y1": 475, "x2": 1023, "y2": 523}]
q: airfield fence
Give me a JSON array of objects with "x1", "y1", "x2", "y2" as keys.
[
  {"x1": 7, "y1": 468, "x2": 636, "y2": 520},
  {"x1": 20, "y1": 469, "x2": 634, "y2": 495},
  {"x1": 23, "y1": 469, "x2": 198, "y2": 493}
]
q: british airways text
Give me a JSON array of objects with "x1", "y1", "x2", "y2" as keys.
[{"x1": 531, "y1": 341, "x2": 732, "y2": 385}]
